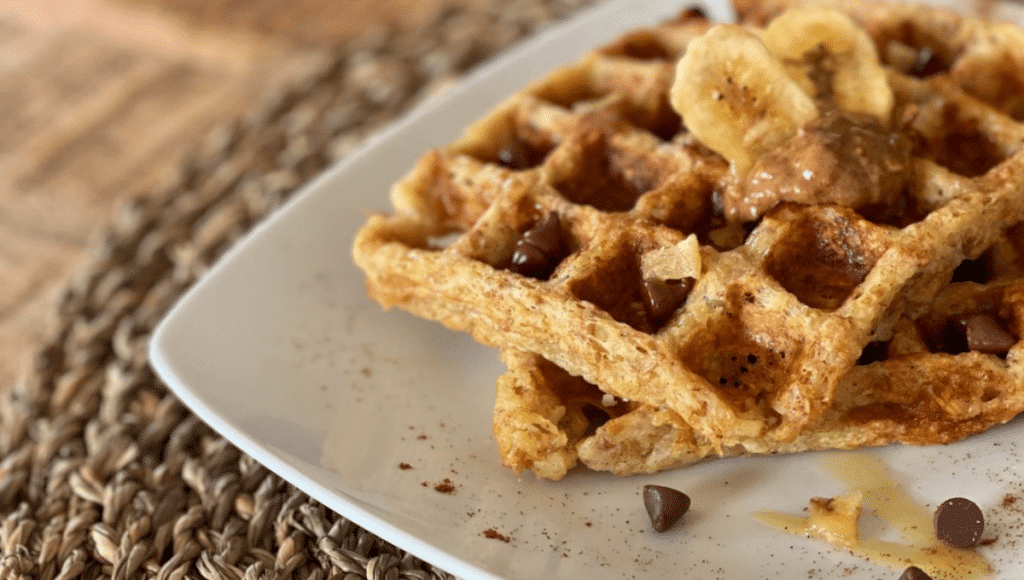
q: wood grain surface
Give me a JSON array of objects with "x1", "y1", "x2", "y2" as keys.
[{"x1": 0, "y1": 0, "x2": 463, "y2": 389}]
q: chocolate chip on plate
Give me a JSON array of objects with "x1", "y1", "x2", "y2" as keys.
[
  {"x1": 643, "y1": 485, "x2": 691, "y2": 532},
  {"x1": 963, "y1": 314, "x2": 1016, "y2": 355},
  {"x1": 899, "y1": 566, "x2": 933, "y2": 580},
  {"x1": 934, "y1": 497, "x2": 985, "y2": 549}
]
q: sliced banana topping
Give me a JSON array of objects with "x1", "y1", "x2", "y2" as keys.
[
  {"x1": 671, "y1": 7, "x2": 896, "y2": 174},
  {"x1": 671, "y1": 24, "x2": 818, "y2": 174},
  {"x1": 670, "y1": 6, "x2": 906, "y2": 223},
  {"x1": 762, "y1": 6, "x2": 893, "y2": 123}
]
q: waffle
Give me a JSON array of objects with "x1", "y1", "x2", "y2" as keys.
[
  {"x1": 353, "y1": 0, "x2": 1024, "y2": 479},
  {"x1": 500, "y1": 275, "x2": 1024, "y2": 477},
  {"x1": 498, "y1": 268, "x2": 1024, "y2": 478}
]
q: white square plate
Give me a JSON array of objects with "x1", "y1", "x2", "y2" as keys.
[{"x1": 150, "y1": 1, "x2": 1024, "y2": 578}]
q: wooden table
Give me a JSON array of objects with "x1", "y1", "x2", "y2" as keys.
[{"x1": 0, "y1": 0, "x2": 462, "y2": 389}]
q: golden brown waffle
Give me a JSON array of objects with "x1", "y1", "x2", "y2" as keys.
[
  {"x1": 500, "y1": 275, "x2": 1024, "y2": 478},
  {"x1": 353, "y1": 1, "x2": 1024, "y2": 478},
  {"x1": 497, "y1": 266, "x2": 1024, "y2": 478}
]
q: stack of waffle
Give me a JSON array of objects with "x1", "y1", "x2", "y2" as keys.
[{"x1": 353, "y1": 0, "x2": 1024, "y2": 479}]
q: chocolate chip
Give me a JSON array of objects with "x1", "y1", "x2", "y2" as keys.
[
  {"x1": 909, "y1": 46, "x2": 946, "y2": 77},
  {"x1": 497, "y1": 141, "x2": 531, "y2": 170},
  {"x1": 641, "y1": 278, "x2": 694, "y2": 326},
  {"x1": 509, "y1": 242, "x2": 552, "y2": 279},
  {"x1": 963, "y1": 314, "x2": 1016, "y2": 355},
  {"x1": 509, "y1": 214, "x2": 565, "y2": 279},
  {"x1": 643, "y1": 485, "x2": 690, "y2": 532},
  {"x1": 496, "y1": 139, "x2": 545, "y2": 170},
  {"x1": 520, "y1": 213, "x2": 563, "y2": 258},
  {"x1": 899, "y1": 566, "x2": 933, "y2": 580},
  {"x1": 934, "y1": 497, "x2": 985, "y2": 549}
]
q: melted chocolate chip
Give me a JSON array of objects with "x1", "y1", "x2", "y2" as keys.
[
  {"x1": 643, "y1": 485, "x2": 691, "y2": 532},
  {"x1": 509, "y1": 214, "x2": 565, "y2": 279},
  {"x1": 940, "y1": 317, "x2": 970, "y2": 354},
  {"x1": 899, "y1": 566, "x2": 933, "y2": 580},
  {"x1": 934, "y1": 497, "x2": 985, "y2": 549},
  {"x1": 963, "y1": 314, "x2": 1016, "y2": 355},
  {"x1": 641, "y1": 278, "x2": 695, "y2": 326}
]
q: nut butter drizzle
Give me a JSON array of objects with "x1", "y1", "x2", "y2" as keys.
[{"x1": 754, "y1": 453, "x2": 991, "y2": 579}]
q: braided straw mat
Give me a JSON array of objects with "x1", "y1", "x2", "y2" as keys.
[{"x1": 0, "y1": 1, "x2": 594, "y2": 578}]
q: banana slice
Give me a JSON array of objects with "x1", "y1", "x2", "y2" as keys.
[
  {"x1": 670, "y1": 24, "x2": 818, "y2": 174},
  {"x1": 762, "y1": 6, "x2": 893, "y2": 123}
]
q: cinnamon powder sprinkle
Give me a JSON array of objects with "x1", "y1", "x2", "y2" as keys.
[
  {"x1": 434, "y1": 478, "x2": 456, "y2": 493},
  {"x1": 483, "y1": 528, "x2": 511, "y2": 542}
]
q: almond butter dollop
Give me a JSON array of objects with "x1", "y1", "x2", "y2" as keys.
[{"x1": 726, "y1": 110, "x2": 912, "y2": 223}]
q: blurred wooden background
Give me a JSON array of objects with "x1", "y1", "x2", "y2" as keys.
[{"x1": 0, "y1": 0, "x2": 470, "y2": 389}]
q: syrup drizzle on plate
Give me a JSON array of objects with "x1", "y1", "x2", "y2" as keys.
[{"x1": 754, "y1": 453, "x2": 991, "y2": 579}]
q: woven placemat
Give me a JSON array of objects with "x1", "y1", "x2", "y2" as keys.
[{"x1": 0, "y1": 1, "x2": 594, "y2": 578}]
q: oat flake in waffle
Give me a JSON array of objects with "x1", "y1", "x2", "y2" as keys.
[{"x1": 353, "y1": 0, "x2": 1024, "y2": 479}]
